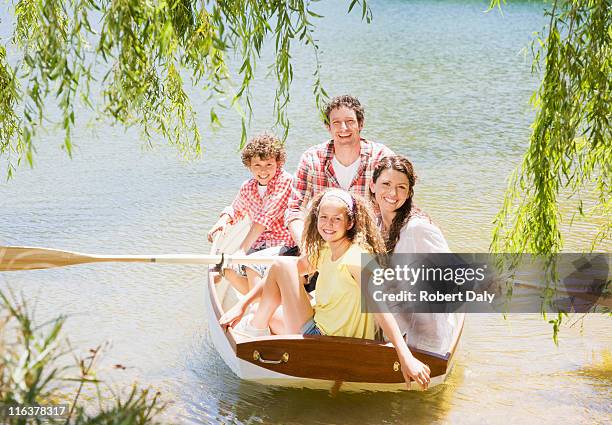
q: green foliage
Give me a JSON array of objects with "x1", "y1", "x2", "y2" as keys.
[
  {"x1": 0, "y1": 46, "x2": 24, "y2": 179},
  {"x1": 0, "y1": 0, "x2": 372, "y2": 177},
  {"x1": 492, "y1": 0, "x2": 610, "y2": 255},
  {"x1": 0, "y1": 289, "x2": 165, "y2": 424},
  {"x1": 70, "y1": 385, "x2": 164, "y2": 425},
  {"x1": 0, "y1": 290, "x2": 69, "y2": 411},
  {"x1": 490, "y1": 0, "x2": 611, "y2": 340}
]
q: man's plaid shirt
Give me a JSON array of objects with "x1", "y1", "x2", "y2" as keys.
[
  {"x1": 223, "y1": 168, "x2": 295, "y2": 249},
  {"x1": 285, "y1": 138, "x2": 395, "y2": 226}
]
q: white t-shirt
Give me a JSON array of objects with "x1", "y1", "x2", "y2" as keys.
[
  {"x1": 257, "y1": 184, "x2": 267, "y2": 198},
  {"x1": 332, "y1": 156, "x2": 360, "y2": 190}
]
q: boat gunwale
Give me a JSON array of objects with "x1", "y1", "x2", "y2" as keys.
[{"x1": 207, "y1": 263, "x2": 464, "y2": 383}]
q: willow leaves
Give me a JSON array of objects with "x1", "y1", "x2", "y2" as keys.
[{"x1": 0, "y1": 0, "x2": 372, "y2": 176}]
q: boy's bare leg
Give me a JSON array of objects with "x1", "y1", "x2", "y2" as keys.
[
  {"x1": 222, "y1": 268, "x2": 249, "y2": 295},
  {"x1": 245, "y1": 268, "x2": 263, "y2": 292}
]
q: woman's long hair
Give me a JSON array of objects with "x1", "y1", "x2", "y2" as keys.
[
  {"x1": 370, "y1": 155, "x2": 430, "y2": 253},
  {"x1": 302, "y1": 190, "x2": 387, "y2": 267}
]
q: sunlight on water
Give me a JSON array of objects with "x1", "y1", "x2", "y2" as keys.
[{"x1": 1, "y1": 1, "x2": 610, "y2": 424}]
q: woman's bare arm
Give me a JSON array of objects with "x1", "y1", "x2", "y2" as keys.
[{"x1": 348, "y1": 264, "x2": 431, "y2": 390}]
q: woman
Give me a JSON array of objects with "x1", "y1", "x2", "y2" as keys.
[
  {"x1": 369, "y1": 155, "x2": 449, "y2": 254},
  {"x1": 370, "y1": 155, "x2": 457, "y2": 354}
]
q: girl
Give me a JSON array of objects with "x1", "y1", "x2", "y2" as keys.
[
  {"x1": 370, "y1": 155, "x2": 456, "y2": 355},
  {"x1": 220, "y1": 188, "x2": 432, "y2": 389}
]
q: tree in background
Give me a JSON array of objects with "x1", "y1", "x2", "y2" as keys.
[
  {"x1": 0, "y1": 0, "x2": 371, "y2": 177},
  {"x1": 489, "y1": 0, "x2": 610, "y2": 339}
]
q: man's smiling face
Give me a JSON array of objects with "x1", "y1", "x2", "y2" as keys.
[{"x1": 327, "y1": 106, "x2": 363, "y2": 149}]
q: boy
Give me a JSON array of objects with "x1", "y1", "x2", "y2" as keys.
[{"x1": 207, "y1": 133, "x2": 295, "y2": 293}]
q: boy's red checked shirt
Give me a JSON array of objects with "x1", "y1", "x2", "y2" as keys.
[{"x1": 223, "y1": 168, "x2": 295, "y2": 249}]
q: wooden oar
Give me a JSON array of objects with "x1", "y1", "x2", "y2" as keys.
[
  {"x1": 4, "y1": 245, "x2": 609, "y2": 308},
  {"x1": 0, "y1": 246, "x2": 277, "y2": 272}
]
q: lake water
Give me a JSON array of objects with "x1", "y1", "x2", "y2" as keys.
[{"x1": 1, "y1": 1, "x2": 610, "y2": 424}]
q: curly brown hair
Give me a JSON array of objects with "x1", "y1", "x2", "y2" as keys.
[
  {"x1": 323, "y1": 95, "x2": 365, "y2": 126},
  {"x1": 241, "y1": 133, "x2": 287, "y2": 167},
  {"x1": 302, "y1": 190, "x2": 386, "y2": 267},
  {"x1": 369, "y1": 155, "x2": 431, "y2": 253}
]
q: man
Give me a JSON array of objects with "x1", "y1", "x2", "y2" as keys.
[{"x1": 285, "y1": 94, "x2": 395, "y2": 245}]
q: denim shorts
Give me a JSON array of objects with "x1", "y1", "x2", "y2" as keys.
[
  {"x1": 240, "y1": 245, "x2": 295, "y2": 277},
  {"x1": 301, "y1": 318, "x2": 323, "y2": 336}
]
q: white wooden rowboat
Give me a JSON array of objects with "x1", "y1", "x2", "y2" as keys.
[{"x1": 205, "y1": 220, "x2": 465, "y2": 391}]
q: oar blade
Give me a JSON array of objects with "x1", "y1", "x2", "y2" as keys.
[{"x1": 0, "y1": 246, "x2": 92, "y2": 271}]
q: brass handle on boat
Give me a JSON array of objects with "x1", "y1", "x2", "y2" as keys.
[
  {"x1": 393, "y1": 361, "x2": 400, "y2": 372},
  {"x1": 252, "y1": 350, "x2": 289, "y2": 364}
]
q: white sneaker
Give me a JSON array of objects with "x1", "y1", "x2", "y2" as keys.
[{"x1": 232, "y1": 314, "x2": 271, "y2": 339}]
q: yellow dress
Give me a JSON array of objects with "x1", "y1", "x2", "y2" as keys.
[{"x1": 313, "y1": 243, "x2": 376, "y2": 339}]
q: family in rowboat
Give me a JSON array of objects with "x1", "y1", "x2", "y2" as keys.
[{"x1": 207, "y1": 95, "x2": 452, "y2": 390}]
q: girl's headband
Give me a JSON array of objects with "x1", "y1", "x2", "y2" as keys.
[{"x1": 320, "y1": 189, "x2": 354, "y2": 212}]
